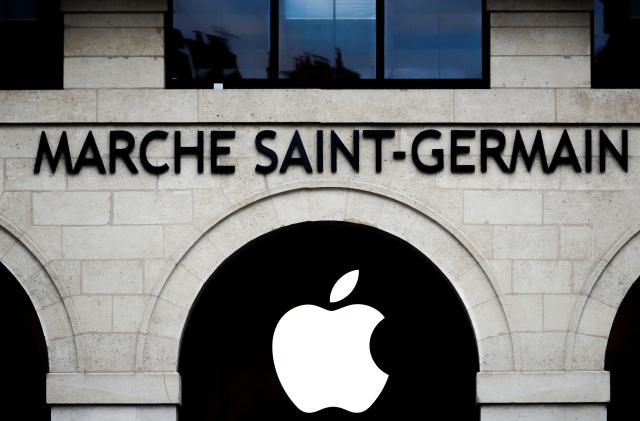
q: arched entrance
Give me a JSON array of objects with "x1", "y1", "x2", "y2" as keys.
[
  {"x1": 179, "y1": 221, "x2": 479, "y2": 420},
  {"x1": 0, "y1": 262, "x2": 49, "y2": 419},
  {"x1": 605, "y1": 277, "x2": 640, "y2": 421}
]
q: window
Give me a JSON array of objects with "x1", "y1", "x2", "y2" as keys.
[
  {"x1": 167, "y1": 0, "x2": 486, "y2": 88},
  {"x1": 385, "y1": 0, "x2": 482, "y2": 79},
  {"x1": 0, "y1": 0, "x2": 62, "y2": 89},
  {"x1": 593, "y1": 0, "x2": 640, "y2": 88},
  {"x1": 169, "y1": 0, "x2": 271, "y2": 83},
  {"x1": 279, "y1": 0, "x2": 376, "y2": 81}
]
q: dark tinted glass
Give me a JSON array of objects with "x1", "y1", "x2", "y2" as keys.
[
  {"x1": 631, "y1": 0, "x2": 640, "y2": 17},
  {"x1": 0, "y1": 0, "x2": 62, "y2": 89},
  {"x1": 168, "y1": 0, "x2": 485, "y2": 87},
  {"x1": 385, "y1": 0, "x2": 482, "y2": 79},
  {"x1": 593, "y1": 0, "x2": 640, "y2": 87},
  {"x1": 0, "y1": 262, "x2": 50, "y2": 420},
  {"x1": 4, "y1": 0, "x2": 37, "y2": 20},
  {"x1": 169, "y1": 0, "x2": 271, "y2": 86},
  {"x1": 279, "y1": 0, "x2": 376, "y2": 80},
  {"x1": 605, "y1": 278, "x2": 640, "y2": 421}
]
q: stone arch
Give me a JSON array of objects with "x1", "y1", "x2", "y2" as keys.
[
  {"x1": 0, "y1": 221, "x2": 78, "y2": 372},
  {"x1": 139, "y1": 186, "x2": 514, "y2": 373},
  {"x1": 568, "y1": 223, "x2": 640, "y2": 370}
]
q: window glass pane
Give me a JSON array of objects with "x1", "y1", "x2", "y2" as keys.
[
  {"x1": 0, "y1": 0, "x2": 62, "y2": 89},
  {"x1": 385, "y1": 0, "x2": 482, "y2": 79},
  {"x1": 279, "y1": 0, "x2": 376, "y2": 80},
  {"x1": 4, "y1": 0, "x2": 37, "y2": 20},
  {"x1": 170, "y1": 0, "x2": 270, "y2": 86},
  {"x1": 593, "y1": 0, "x2": 640, "y2": 87},
  {"x1": 594, "y1": 0, "x2": 608, "y2": 55},
  {"x1": 284, "y1": 0, "x2": 333, "y2": 19},
  {"x1": 336, "y1": 0, "x2": 375, "y2": 19},
  {"x1": 632, "y1": 0, "x2": 640, "y2": 17}
]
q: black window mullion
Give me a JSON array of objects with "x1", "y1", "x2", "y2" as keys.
[
  {"x1": 269, "y1": 0, "x2": 279, "y2": 80},
  {"x1": 376, "y1": 0, "x2": 384, "y2": 80},
  {"x1": 482, "y1": 0, "x2": 489, "y2": 86}
]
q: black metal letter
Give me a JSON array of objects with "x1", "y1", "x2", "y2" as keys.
[
  {"x1": 330, "y1": 130, "x2": 359, "y2": 173},
  {"x1": 175, "y1": 131, "x2": 204, "y2": 174},
  {"x1": 451, "y1": 130, "x2": 475, "y2": 173},
  {"x1": 255, "y1": 130, "x2": 278, "y2": 175},
  {"x1": 599, "y1": 129, "x2": 628, "y2": 173},
  {"x1": 480, "y1": 129, "x2": 509, "y2": 173},
  {"x1": 73, "y1": 131, "x2": 106, "y2": 174},
  {"x1": 140, "y1": 130, "x2": 169, "y2": 174},
  {"x1": 509, "y1": 130, "x2": 549, "y2": 173},
  {"x1": 548, "y1": 130, "x2": 581, "y2": 173},
  {"x1": 109, "y1": 130, "x2": 138, "y2": 174},
  {"x1": 211, "y1": 131, "x2": 236, "y2": 174},
  {"x1": 362, "y1": 130, "x2": 395, "y2": 173},
  {"x1": 411, "y1": 130, "x2": 443, "y2": 173},
  {"x1": 281, "y1": 130, "x2": 312, "y2": 174},
  {"x1": 34, "y1": 131, "x2": 73, "y2": 174}
]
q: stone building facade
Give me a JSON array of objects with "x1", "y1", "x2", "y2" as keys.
[{"x1": 0, "y1": 0, "x2": 638, "y2": 420}]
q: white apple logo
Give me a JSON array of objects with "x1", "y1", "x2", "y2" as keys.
[{"x1": 272, "y1": 270, "x2": 388, "y2": 413}]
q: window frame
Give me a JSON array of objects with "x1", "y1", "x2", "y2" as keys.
[{"x1": 165, "y1": 0, "x2": 489, "y2": 89}]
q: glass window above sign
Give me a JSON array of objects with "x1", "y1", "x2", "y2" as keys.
[
  {"x1": 593, "y1": 0, "x2": 640, "y2": 88},
  {"x1": 279, "y1": 0, "x2": 377, "y2": 81},
  {"x1": 169, "y1": 0, "x2": 271, "y2": 81},
  {"x1": 167, "y1": 0, "x2": 487, "y2": 88},
  {"x1": 384, "y1": 0, "x2": 482, "y2": 79},
  {"x1": 0, "y1": 0, "x2": 63, "y2": 89}
]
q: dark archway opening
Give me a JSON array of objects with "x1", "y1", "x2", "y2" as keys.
[
  {"x1": 606, "y1": 277, "x2": 640, "y2": 421},
  {"x1": 180, "y1": 221, "x2": 479, "y2": 420},
  {"x1": 0, "y1": 262, "x2": 49, "y2": 420}
]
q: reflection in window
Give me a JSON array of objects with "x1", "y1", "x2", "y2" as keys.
[
  {"x1": 279, "y1": 0, "x2": 376, "y2": 80},
  {"x1": 167, "y1": 0, "x2": 485, "y2": 87},
  {"x1": 0, "y1": 0, "x2": 62, "y2": 89},
  {"x1": 170, "y1": 0, "x2": 271, "y2": 87},
  {"x1": 385, "y1": 0, "x2": 482, "y2": 79},
  {"x1": 593, "y1": 0, "x2": 640, "y2": 88}
]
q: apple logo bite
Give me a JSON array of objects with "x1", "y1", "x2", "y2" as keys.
[{"x1": 272, "y1": 270, "x2": 388, "y2": 413}]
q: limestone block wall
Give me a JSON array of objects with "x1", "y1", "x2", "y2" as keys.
[
  {"x1": 0, "y1": 119, "x2": 636, "y2": 421},
  {"x1": 0, "y1": 0, "x2": 639, "y2": 420},
  {"x1": 62, "y1": 0, "x2": 166, "y2": 88},
  {"x1": 490, "y1": 12, "x2": 591, "y2": 88}
]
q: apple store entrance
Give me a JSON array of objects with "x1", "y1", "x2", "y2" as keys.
[{"x1": 179, "y1": 221, "x2": 479, "y2": 420}]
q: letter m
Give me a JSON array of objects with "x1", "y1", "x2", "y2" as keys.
[{"x1": 34, "y1": 131, "x2": 74, "y2": 174}]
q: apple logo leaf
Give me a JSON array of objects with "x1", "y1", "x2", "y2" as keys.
[{"x1": 329, "y1": 270, "x2": 359, "y2": 303}]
